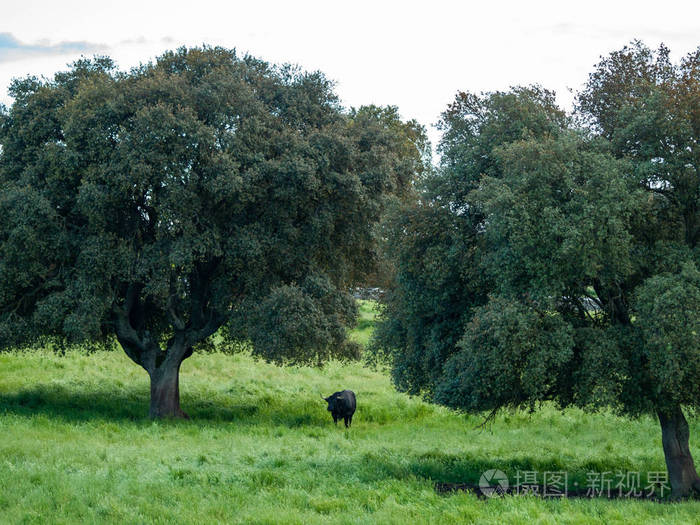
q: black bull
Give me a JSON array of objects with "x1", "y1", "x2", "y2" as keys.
[{"x1": 322, "y1": 390, "x2": 356, "y2": 427}]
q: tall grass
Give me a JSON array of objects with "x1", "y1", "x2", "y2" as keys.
[
  {"x1": 348, "y1": 300, "x2": 379, "y2": 347},
  {"x1": 0, "y1": 318, "x2": 698, "y2": 523}
]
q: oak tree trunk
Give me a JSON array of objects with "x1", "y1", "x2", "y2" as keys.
[
  {"x1": 658, "y1": 405, "x2": 700, "y2": 499},
  {"x1": 149, "y1": 357, "x2": 189, "y2": 419}
]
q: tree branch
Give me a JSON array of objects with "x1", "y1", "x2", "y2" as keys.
[
  {"x1": 111, "y1": 283, "x2": 157, "y2": 370},
  {"x1": 112, "y1": 303, "x2": 146, "y2": 365},
  {"x1": 581, "y1": 288, "x2": 603, "y2": 310},
  {"x1": 167, "y1": 294, "x2": 186, "y2": 331},
  {"x1": 186, "y1": 309, "x2": 227, "y2": 347},
  {"x1": 474, "y1": 407, "x2": 500, "y2": 431}
]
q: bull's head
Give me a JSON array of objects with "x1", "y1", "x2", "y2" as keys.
[{"x1": 321, "y1": 393, "x2": 335, "y2": 412}]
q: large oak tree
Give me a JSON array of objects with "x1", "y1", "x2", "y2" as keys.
[
  {"x1": 375, "y1": 44, "x2": 700, "y2": 499},
  {"x1": 0, "y1": 47, "x2": 427, "y2": 418}
]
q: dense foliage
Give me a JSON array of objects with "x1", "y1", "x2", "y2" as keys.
[
  {"x1": 0, "y1": 47, "x2": 428, "y2": 417},
  {"x1": 374, "y1": 43, "x2": 700, "y2": 498}
]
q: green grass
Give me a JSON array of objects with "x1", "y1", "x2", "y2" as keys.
[
  {"x1": 0, "y1": 311, "x2": 699, "y2": 523},
  {"x1": 348, "y1": 300, "x2": 379, "y2": 347}
]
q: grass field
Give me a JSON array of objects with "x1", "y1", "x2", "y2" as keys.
[
  {"x1": 348, "y1": 300, "x2": 378, "y2": 347},
  {"x1": 0, "y1": 303, "x2": 699, "y2": 524}
]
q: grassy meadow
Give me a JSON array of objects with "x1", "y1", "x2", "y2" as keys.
[{"x1": 0, "y1": 301, "x2": 699, "y2": 524}]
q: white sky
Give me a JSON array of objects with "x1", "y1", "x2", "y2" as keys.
[{"x1": 2, "y1": 0, "x2": 699, "y2": 151}]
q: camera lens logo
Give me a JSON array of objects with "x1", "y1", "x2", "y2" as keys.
[{"x1": 479, "y1": 469, "x2": 509, "y2": 497}]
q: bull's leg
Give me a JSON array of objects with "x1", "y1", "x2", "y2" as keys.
[
  {"x1": 348, "y1": 414, "x2": 353, "y2": 427},
  {"x1": 333, "y1": 414, "x2": 338, "y2": 425},
  {"x1": 344, "y1": 416, "x2": 349, "y2": 428}
]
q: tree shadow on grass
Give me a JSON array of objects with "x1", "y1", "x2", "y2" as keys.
[
  {"x1": 276, "y1": 451, "x2": 664, "y2": 499},
  {"x1": 0, "y1": 384, "x2": 329, "y2": 427},
  {"x1": 353, "y1": 449, "x2": 643, "y2": 488}
]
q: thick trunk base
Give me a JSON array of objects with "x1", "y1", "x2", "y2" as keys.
[
  {"x1": 150, "y1": 361, "x2": 189, "y2": 419},
  {"x1": 658, "y1": 406, "x2": 700, "y2": 499}
]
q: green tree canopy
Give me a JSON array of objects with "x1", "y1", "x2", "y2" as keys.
[
  {"x1": 375, "y1": 43, "x2": 700, "y2": 498},
  {"x1": 0, "y1": 47, "x2": 428, "y2": 418}
]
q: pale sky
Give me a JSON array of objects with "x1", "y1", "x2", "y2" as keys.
[{"x1": 2, "y1": 0, "x2": 700, "y2": 151}]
